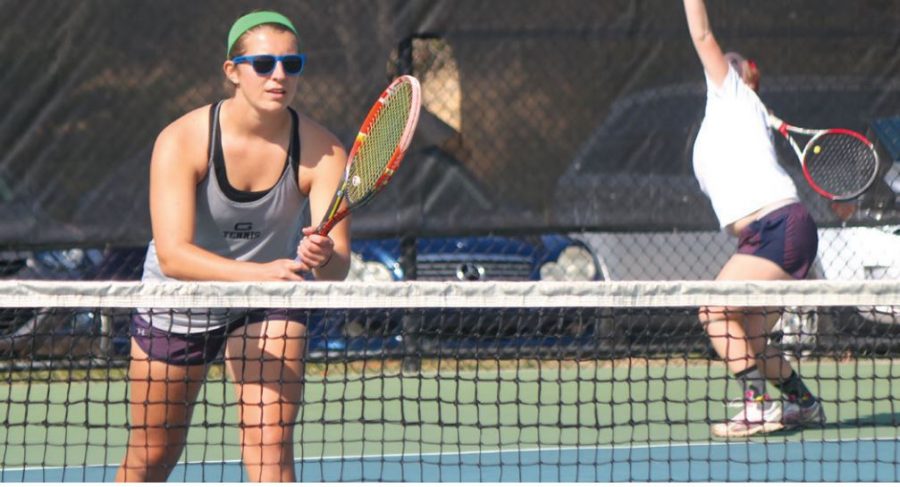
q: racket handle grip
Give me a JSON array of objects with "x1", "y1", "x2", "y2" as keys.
[{"x1": 314, "y1": 222, "x2": 330, "y2": 237}]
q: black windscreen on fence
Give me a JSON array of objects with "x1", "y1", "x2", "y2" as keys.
[{"x1": 1, "y1": 0, "x2": 898, "y2": 246}]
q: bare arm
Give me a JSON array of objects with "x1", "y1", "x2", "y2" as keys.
[
  {"x1": 150, "y1": 110, "x2": 305, "y2": 281},
  {"x1": 683, "y1": 0, "x2": 730, "y2": 87},
  {"x1": 297, "y1": 117, "x2": 351, "y2": 281}
]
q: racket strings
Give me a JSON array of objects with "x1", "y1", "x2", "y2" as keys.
[
  {"x1": 346, "y1": 82, "x2": 414, "y2": 204},
  {"x1": 804, "y1": 133, "x2": 877, "y2": 198}
]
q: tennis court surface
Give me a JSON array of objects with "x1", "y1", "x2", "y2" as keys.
[{"x1": 0, "y1": 280, "x2": 898, "y2": 482}]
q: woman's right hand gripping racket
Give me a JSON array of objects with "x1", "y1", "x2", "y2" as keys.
[
  {"x1": 767, "y1": 112, "x2": 880, "y2": 201},
  {"x1": 316, "y1": 75, "x2": 422, "y2": 236}
]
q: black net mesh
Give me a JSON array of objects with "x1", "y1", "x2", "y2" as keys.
[{"x1": 0, "y1": 281, "x2": 897, "y2": 481}]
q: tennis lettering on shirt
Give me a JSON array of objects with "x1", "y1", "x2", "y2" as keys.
[{"x1": 222, "y1": 222, "x2": 262, "y2": 240}]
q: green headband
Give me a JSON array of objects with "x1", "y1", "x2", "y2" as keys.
[{"x1": 226, "y1": 11, "x2": 298, "y2": 58}]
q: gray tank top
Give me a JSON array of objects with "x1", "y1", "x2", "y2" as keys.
[{"x1": 140, "y1": 101, "x2": 308, "y2": 333}]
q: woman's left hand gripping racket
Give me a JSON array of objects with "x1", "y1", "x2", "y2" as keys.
[
  {"x1": 316, "y1": 75, "x2": 422, "y2": 236},
  {"x1": 767, "y1": 112, "x2": 880, "y2": 201}
]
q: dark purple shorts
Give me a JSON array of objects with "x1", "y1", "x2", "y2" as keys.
[
  {"x1": 131, "y1": 309, "x2": 308, "y2": 366},
  {"x1": 737, "y1": 202, "x2": 819, "y2": 279}
]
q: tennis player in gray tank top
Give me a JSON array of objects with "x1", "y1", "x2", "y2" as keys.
[
  {"x1": 117, "y1": 11, "x2": 351, "y2": 482},
  {"x1": 139, "y1": 101, "x2": 309, "y2": 334}
]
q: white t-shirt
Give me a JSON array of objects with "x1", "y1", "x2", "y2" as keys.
[{"x1": 692, "y1": 66, "x2": 799, "y2": 229}]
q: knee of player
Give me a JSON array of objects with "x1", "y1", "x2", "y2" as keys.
[
  {"x1": 240, "y1": 422, "x2": 295, "y2": 449},
  {"x1": 699, "y1": 305, "x2": 727, "y2": 324},
  {"x1": 123, "y1": 441, "x2": 182, "y2": 471}
]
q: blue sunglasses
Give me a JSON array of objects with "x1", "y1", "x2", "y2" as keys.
[{"x1": 232, "y1": 54, "x2": 306, "y2": 76}]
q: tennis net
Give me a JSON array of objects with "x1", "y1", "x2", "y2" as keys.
[{"x1": 0, "y1": 280, "x2": 898, "y2": 481}]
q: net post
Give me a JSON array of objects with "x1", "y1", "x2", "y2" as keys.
[
  {"x1": 396, "y1": 36, "x2": 422, "y2": 375},
  {"x1": 396, "y1": 36, "x2": 413, "y2": 78},
  {"x1": 399, "y1": 234, "x2": 422, "y2": 374}
]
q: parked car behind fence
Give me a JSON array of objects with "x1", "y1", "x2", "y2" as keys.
[{"x1": 0, "y1": 233, "x2": 604, "y2": 364}]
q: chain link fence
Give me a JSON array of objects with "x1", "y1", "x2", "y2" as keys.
[{"x1": 0, "y1": 0, "x2": 897, "y2": 285}]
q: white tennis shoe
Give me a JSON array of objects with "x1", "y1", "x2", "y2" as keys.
[
  {"x1": 712, "y1": 396, "x2": 784, "y2": 438},
  {"x1": 782, "y1": 399, "x2": 827, "y2": 429}
]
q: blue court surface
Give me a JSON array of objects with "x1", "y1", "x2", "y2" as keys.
[{"x1": 3, "y1": 438, "x2": 899, "y2": 482}]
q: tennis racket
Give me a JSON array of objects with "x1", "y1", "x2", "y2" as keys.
[
  {"x1": 767, "y1": 112, "x2": 879, "y2": 201},
  {"x1": 316, "y1": 75, "x2": 422, "y2": 235}
]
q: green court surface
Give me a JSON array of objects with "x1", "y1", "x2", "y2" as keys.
[{"x1": 1, "y1": 358, "x2": 898, "y2": 480}]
